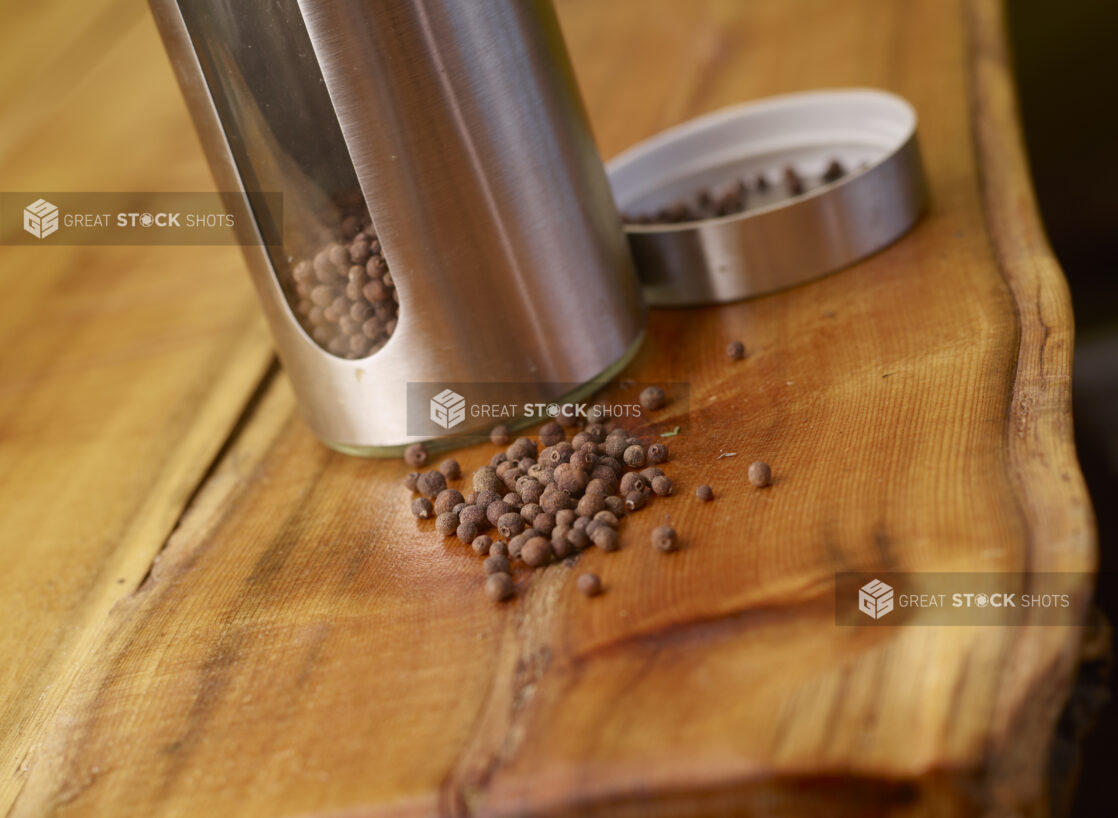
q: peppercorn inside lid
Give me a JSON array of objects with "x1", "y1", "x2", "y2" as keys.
[{"x1": 606, "y1": 89, "x2": 927, "y2": 306}]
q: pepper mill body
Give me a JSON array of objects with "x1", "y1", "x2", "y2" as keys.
[{"x1": 150, "y1": 0, "x2": 645, "y2": 454}]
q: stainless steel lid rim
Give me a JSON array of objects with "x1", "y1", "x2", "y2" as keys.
[{"x1": 607, "y1": 88, "x2": 927, "y2": 307}]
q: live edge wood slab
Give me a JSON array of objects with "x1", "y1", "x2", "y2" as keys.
[{"x1": 0, "y1": 0, "x2": 1097, "y2": 816}]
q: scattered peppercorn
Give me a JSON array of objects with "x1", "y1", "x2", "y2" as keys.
[
  {"x1": 748, "y1": 460, "x2": 772, "y2": 487},
  {"x1": 483, "y1": 553, "x2": 510, "y2": 574},
  {"x1": 576, "y1": 493, "x2": 606, "y2": 518},
  {"x1": 404, "y1": 419, "x2": 693, "y2": 601},
  {"x1": 567, "y1": 527, "x2": 589, "y2": 551},
  {"x1": 521, "y1": 537, "x2": 553, "y2": 568},
  {"x1": 652, "y1": 524, "x2": 678, "y2": 552},
  {"x1": 552, "y1": 534, "x2": 572, "y2": 559},
  {"x1": 577, "y1": 573, "x2": 602, "y2": 597},
  {"x1": 404, "y1": 443, "x2": 428, "y2": 467},
  {"x1": 434, "y1": 488, "x2": 464, "y2": 515},
  {"x1": 436, "y1": 512, "x2": 459, "y2": 536},
  {"x1": 498, "y1": 512, "x2": 526, "y2": 539},
  {"x1": 490, "y1": 425, "x2": 510, "y2": 446},
  {"x1": 417, "y1": 471, "x2": 447, "y2": 499},
  {"x1": 622, "y1": 444, "x2": 645, "y2": 468},
  {"x1": 696, "y1": 485, "x2": 714, "y2": 502},
  {"x1": 404, "y1": 472, "x2": 420, "y2": 492},
  {"x1": 485, "y1": 572, "x2": 514, "y2": 602},
  {"x1": 473, "y1": 466, "x2": 505, "y2": 495},
  {"x1": 625, "y1": 491, "x2": 648, "y2": 512},
  {"x1": 507, "y1": 437, "x2": 537, "y2": 461},
  {"x1": 459, "y1": 505, "x2": 487, "y2": 529},
  {"x1": 726, "y1": 340, "x2": 745, "y2": 361},
  {"x1": 639, "y1": 386, "x2": 667, "y2": 411},
  {"x1": 591, "y1": 526, "x2": 619, "y2": 552},
  {"x1": 538, "y1": 421, "x2": 564, "y2": 447},
  {"x1": 619, "y1": 472, "x2": 648, "y2": 495},
  {"x1": 532, "y1": 512, "x2": 555, "y2": 536}
]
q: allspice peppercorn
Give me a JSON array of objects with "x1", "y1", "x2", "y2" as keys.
[
  {"x1": 483, "y1": 553, "x2": 510, "y2": 575},
  {"x1": 639, "y1": 386, "x2": 667, "y2": 411},
  {"x1": 696, "y1": 485, "x2": 714, "y2": 502},
  {"x1": 506, "y1": 437, "x2": 538, "y2": 461},
  {"x1": 404, "y1": 443, "x2": 429, "y2": 467},
  {"x1": 538, "y1": 421, "x2": 564, "y2": 447},
  {"x1": 458, "y1": 504, "x2": 487, "y2": 529},
  {"x1": 434, "y1": 488, "x2": 464, "y2": 515},
  {"x1": 472, "y1": 534, "x2": 493, "y2": 556},
  {"x1": 622, "y1": 444, "x2": 646, "y2": 468},
  {"x1": 474, "y1": 490, "x2": 501, "y2": 510},
  {"x1": 726, "y1": 340, "x2": 745, "y2": 361},
  {"x1": 552, "y1": 535, "x2": 572, "y2": 559},
  {"x1": 498, "y1": 512, "x2": 526, "y2": 539},
  {"x1": 486, "y1": 501, "x2": 513, "y2": 527},
  {"x1": 404, "y1": 472, "x2": 420, "y2": 492},
  {"x1": 411, "y1": 497, "x2": 434, "y2": 519},
  {"x1": 436, "y1": 511, "x2": 459, "y2": 536},
  {"x1": 533, "y1": 512, "x2": 555, "y2": 536},
  {"x1": 624, "y1": 491, "x2": 648, "y2": 512},
  {"x1": 748, "y1": 460, "x2": 772, "y2": 487},
  {"x1": 576, "y1": 493, "x2": 606, "y2": 518},
  {"x1": 577, "y1": 573, "x2": 602, "y2": 597},
  {"x1": 646, "y1": 443, "x2": 668, "y2": 465},
  {"x1": 567, "y1": 527, "x2": 589, "y2": 551},
  {"x1": 439, "y1": 458, "x2": 461, "y2": 480},
  {"x1": 473, "y1": 466, "x2": 505, "y2": 496},
  {"x1": 457, "y1": 521, "x2": 479, "y2": 544},
  {"x1": 417, "y1": 471, "x2": 448, "y2": 499},
  {"x1": 521, "y1": 537, "x2": 553, "y2": 568},
  {"x1": 490, "y1": 425, "x2": 510, "y2": 446},
  {"x1": 652, "y1": 524, "x2": 679, "y2": 552},
  {"x1": 603, "y1": 496, "x2": 626, "y2": 518},
  {"x1": 619, "y1": 472, "x2": 648, "y2": 495},
  {"x1": 593, "y1": 510, "x2": 619, "y2": 528},
  {"x1": 485, "y1": 572, "x2": 514, "y2": 602},
  {"x1": 554, "y1": 463, "x2": 589, "y2": 495},
  {"x1": 591, "y1": 526, "x2": 619, "y2": 552},
  {"x1": 651, "y1": 476, "x2": 673, "y2": 497}
]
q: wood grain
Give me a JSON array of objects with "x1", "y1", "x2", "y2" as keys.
[
  {"x1": 1, "y1": 0, "x2": 1095, "y2": 817},
  {"x1": 0, "y1": 1, "x2": 274, "y2": 813}
]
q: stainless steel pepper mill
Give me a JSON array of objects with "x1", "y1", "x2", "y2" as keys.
[{"x1": 150, "y1": 0, "x2": 645, "y2": 455}]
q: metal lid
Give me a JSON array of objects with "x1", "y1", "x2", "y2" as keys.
[{"x1": 606, "y1": 89, "x2": 927, "y2": 306}]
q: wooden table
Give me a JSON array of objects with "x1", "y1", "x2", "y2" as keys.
[{"x1": 0, "y1": 1, "x2": 1097, "y2": 816}]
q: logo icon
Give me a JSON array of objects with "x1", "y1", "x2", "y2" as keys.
[
  {"x1": 23, "y1": 198, "x2": 59, "y2": 239},
  {"x1": 859, "y1": 579, "x2": 894, "y2": 619},
  {"x1": 430, "y1": 388, "x2": 466, "y2": 430}
]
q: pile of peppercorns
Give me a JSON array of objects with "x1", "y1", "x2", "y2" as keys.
[
  {"x1": 402, "y1": 352, "x2": 776, "y2": 603},
  {"x1": 403, "y1": 419, "x2": 679, "y2": 603},
  {"x1": 623, "y1": 159, "x2": 847, "y2": 225},
  {"x1": 287, "y1": 207, "x2": 399, "y2": 359}
]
